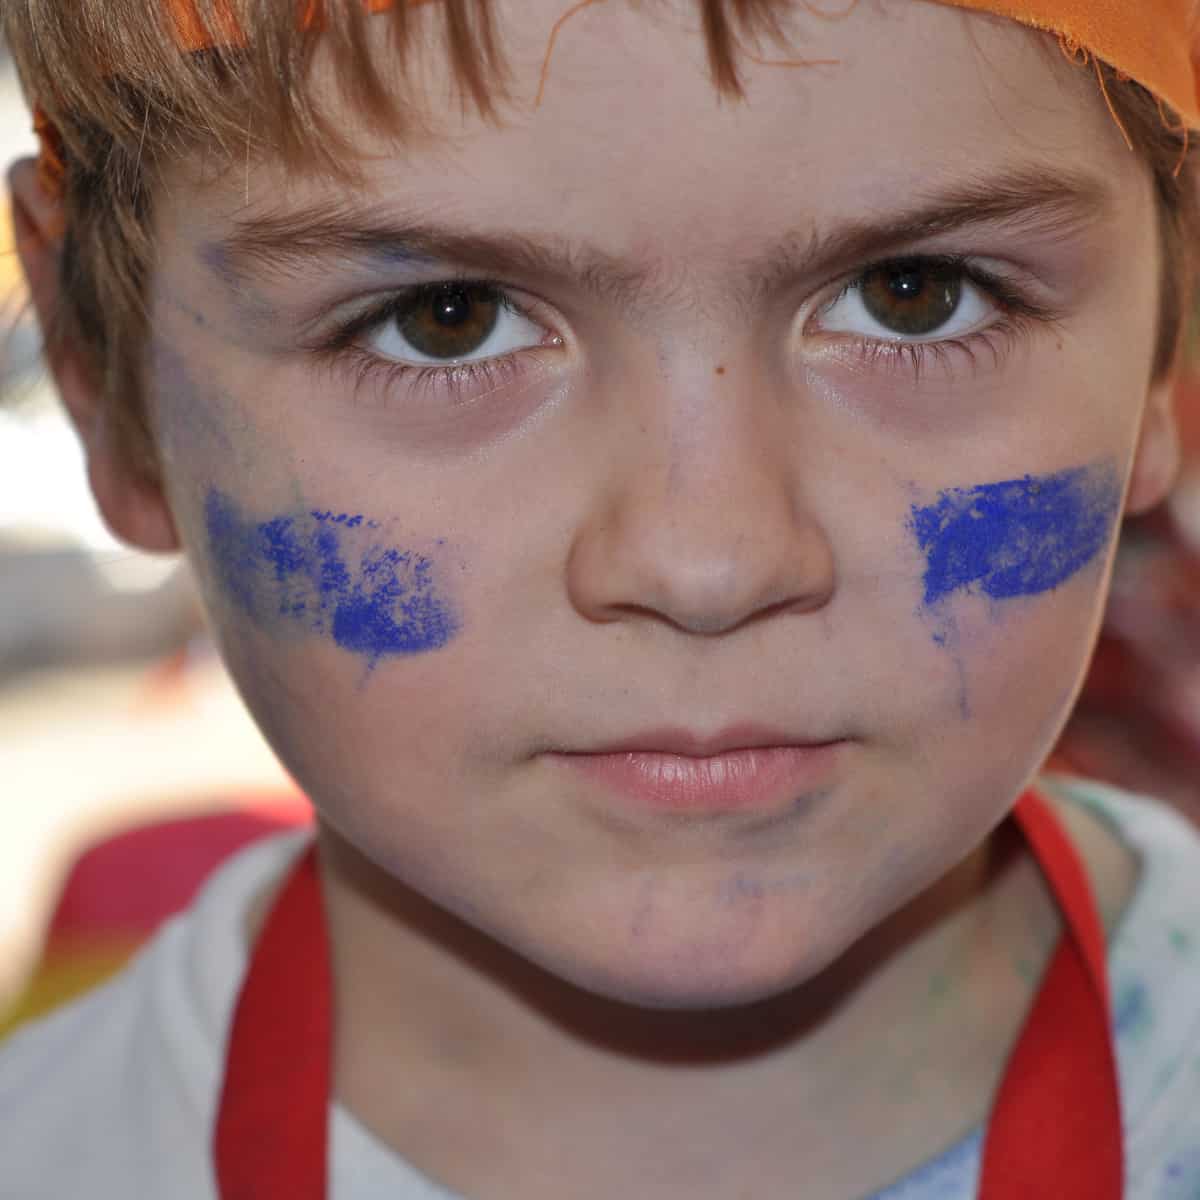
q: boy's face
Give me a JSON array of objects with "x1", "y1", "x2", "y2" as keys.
[{"x1": 143, "y1": 0, "x2": 1172, "y2": 1006}]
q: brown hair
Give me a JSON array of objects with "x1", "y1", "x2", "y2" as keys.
[{"x1": 4, "y1": 0, "x2": 1198, "y2": 481}]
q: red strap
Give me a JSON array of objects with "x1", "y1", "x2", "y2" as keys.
[
  {"x1": 214, "y1": 790, "x2": 1123, "y2": 1197},
  {"x1": 214, "y1": 846, "x2": 331, "y2": 1200},
  {"x1": 979, "y1": 791, "x2": 1124, "y2": 1198}
]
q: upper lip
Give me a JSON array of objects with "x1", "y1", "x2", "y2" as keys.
[{"x1": 567, "y1": 725, "x2": 840, "y2": 758}]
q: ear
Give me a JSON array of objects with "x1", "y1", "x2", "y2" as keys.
[
  {"x1": 1125, "y1": 370, "x2": 1182, "y2": 516},
  {"x1": 8, "y1": 156, "x2": 179, "y2": 552}
]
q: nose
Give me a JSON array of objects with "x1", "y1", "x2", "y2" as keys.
[{"x1": 567, "y1": 382, "x2": 835, "y2": 637}]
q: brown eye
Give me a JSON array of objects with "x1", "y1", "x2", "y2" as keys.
[
  {"x1": 397, "y1": 284, "x2": 501, "y2": 360},
  {"x1": 859, "y1": 260, "x2": 963, "y2": 337}
]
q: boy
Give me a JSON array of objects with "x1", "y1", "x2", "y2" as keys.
[{"x1": 2, "y1": 0, "x2": 1200, "y2": 1195}]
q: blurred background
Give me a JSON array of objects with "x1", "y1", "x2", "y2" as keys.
[
  {"x1": 0, "y1": 49, "x2": 295, "y2": 1031},
  {"x1": 2, "y1": 41, "x2": 1200, "y2": 1035}
]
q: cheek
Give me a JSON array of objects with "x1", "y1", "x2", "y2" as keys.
[
  {"x1": 178, "y1": 479, "x2": 477, "y2": 827},
  {"x1": 908, "y1": 460, "x2": 1122, "y2": 608},
  {"x1": 202, "y1": 488, "x2": 462, "y2": 668},
  {"x1": 903, "y1": 457, "x2": 1123, "y2": 737},
  {"x1": 201, "y1": 552, "x2": 492, "y2": 891}
]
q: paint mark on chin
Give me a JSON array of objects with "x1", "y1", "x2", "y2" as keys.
[
  {"x1": 717, "y1": 867, "x2": 809, "y2": 906},
  {"x1": 204, "y1": 488, "x2": 460, "y2": 670},
  {"x1": 910, "y1": 461, "x2": 1121, "y2": 607}
]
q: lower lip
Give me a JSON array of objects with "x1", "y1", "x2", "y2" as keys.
[{"x1": 557, "y1": 745, "x2": 841, "y2": 815}]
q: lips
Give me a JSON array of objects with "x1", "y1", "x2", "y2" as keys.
[{"x1": 551, "y1": 726, "x2": 842, "y2": 815}]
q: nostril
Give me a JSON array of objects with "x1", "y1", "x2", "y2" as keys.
[{"x1": 567, "y1": 495, "x2": 837, "y2": 636}]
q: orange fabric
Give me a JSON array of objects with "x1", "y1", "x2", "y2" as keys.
[
  {"x1": 169, "y1": 0, "x2": 429, "y2": 51},
  {"x1": 945, "y1": 0, "x2": 1200, "y2": 128}
]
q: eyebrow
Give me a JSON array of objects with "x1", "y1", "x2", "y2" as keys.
[{"x1": 208, "y1": 165, "x2": 1114, "y2": 311}]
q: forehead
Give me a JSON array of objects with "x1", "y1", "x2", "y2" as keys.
[{"x1": 167, "y1": 0, "x2": 1143, "y2": 280}]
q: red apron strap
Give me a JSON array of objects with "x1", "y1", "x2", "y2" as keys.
[
  {"x1": 213, "y1": 791, "x2": 1124, "y2": 1198},
  {"x1": 214, "y1": 844, "x2": 330, "y2": 1200},
  {"x1": 979, "y1": 790, "x2": 1124, "y2": 1198}
]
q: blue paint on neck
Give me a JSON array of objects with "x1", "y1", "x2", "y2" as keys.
[
  {"x1": 205, "y1": 488, "x2": 459, "y2": 667},
  {"x1": 910, "y1": 462, "x2": 1121, "y2": 607}
]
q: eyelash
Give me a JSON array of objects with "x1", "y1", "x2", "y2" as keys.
[
  {"x1": 340, "y1": 344, "x2": 522, "y2": 409},
  {"x1": 814, "y1": 255, "x2": 1057, "y2": 381},
  {"x1": 314, "y1": 257, "x2": 1057, "y2": 403},
  {"x1": 313, "y1": 279, "x2": 541, "y2": 408}
]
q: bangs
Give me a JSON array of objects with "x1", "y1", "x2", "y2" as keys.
[{"x1": 4, "y1": 0, "x2": 794, "y2": 184}]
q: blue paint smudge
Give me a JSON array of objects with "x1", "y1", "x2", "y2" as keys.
[
  {"x1": 1113, "y1": 976, "x2": 1151, "y2": 1040},
  {"x1": 1157, "y1": 1148, "x2": 1200, "y2": 1197},
  {"x1": 311, "y1": 510, "x2": 378, "y2": 530},
  {"x1": 931, "y1": 613, "x2": 971, "y2": 719},
  {"x1": 205, "y1": 488, "x2": 459, "y2": 668},
  {"x1": 910, "y1": 462, "x2": 1121, "y2": 608}
]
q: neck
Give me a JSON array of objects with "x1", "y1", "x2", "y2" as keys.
[{"x1": 299, "y1": 792, "x2": 1132, "y2": 1200}]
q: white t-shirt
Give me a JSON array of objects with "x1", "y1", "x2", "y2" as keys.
[{"x1": 2, "y1": 779, "x2": 1199, "y2": 1199}]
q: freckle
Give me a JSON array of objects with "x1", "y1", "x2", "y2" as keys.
[{"x1": 715, "y1": 365, "x2": 726, "y2": 375}]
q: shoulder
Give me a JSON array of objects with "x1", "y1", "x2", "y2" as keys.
[
  {"x1": 1047, "y1": 778, "x2": 1200, "y2": 1194},
  {"x1": 0, "y1": 829, "x2": 309, "y2": 1200},
  {"x1": 1048, "y1": 773, "x2": 1200, "y2": 851}
]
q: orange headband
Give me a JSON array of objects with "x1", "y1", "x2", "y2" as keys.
[
  {"x1": 31, "y1": 0, "x2": 1200, "y2": 195},
  {"x1": 948, "y1": 0, "x2": 1200, "y2": 128}
]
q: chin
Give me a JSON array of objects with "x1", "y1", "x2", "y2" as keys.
[
  {"x1": 517, "y1": 941, "x2": 849, "y2": 1059},
  {"x1": 582, "y1": 967, "x2": 809, "y2": 1013},
  {"x1": 518, "y1": 918, "x2": 848, "y2": 1017},
  {"x1": 465, "y1": 858, "x2": 876, "y2": 1023}
]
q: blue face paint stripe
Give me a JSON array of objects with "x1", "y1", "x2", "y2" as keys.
[
  {"x1": 909, "y1": 462, "x2": 1121, "y2": 607},
  {"x1": 204, "y1": 488, "x2": 459, "y2": 667}
]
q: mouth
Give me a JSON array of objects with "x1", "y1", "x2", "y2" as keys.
[{"x1": 549, "y1": 725, "x2": 844, "y2": 816}]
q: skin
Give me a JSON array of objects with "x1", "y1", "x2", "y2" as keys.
[{"x1": 10, "y1": 1, "x2": 1184, "y2": 1195}]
